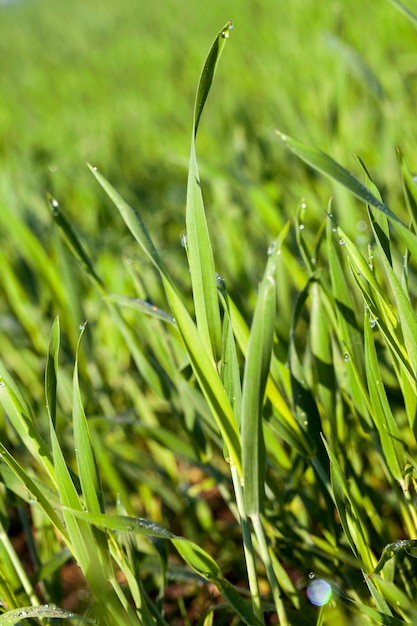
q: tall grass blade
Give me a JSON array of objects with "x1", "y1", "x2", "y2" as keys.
[
  {"x1": 241, "y1": 242, "x2": 277, "y2": 516},
  {"x1": 186, "y1": 22, "x2": 233, "y2": 362},
  {"x1": 90, "y1": 167, "x2": 242, "y2": 475},
  {"x1": 45, "y1": 315, "x2": 60, "y2": 429}
]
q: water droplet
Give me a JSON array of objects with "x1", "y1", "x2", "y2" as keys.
[
  {"x1": 308, "y1": 572, "x2": 315, "y2": 580},
  {"x1": 369, "y1": 319, "x2": 377, "y2": 329},
  {"x1": 181, "y1": 234, "x2": 188, "y2": 249},
  {"x1": 343, "y1": 353, "x2": 350, "y2": 362},
  {"x1": 332, "y1": 226, "x2": 337, "y2": 232},
  {"x1": 307, "y1": 579, "x2": 332, "y2": 606},
  {"x1": 356, "y1": 220, "x2": 367, "y2": 232},
  {"x1": 299, "y1": 224, "x2": 305, "y2": 231},
  {"x1": 267, "y1": 241, "x2": 276, "y2": 255},
  {"x1": 0, "y1": 380, "x2": 5, "y2": 388},
  {"x1": 221, "y1": 22, "x2": 233, "y2": 38},
  {"x1": 301, "y1": 202, "x2": 307, "y2": 209},
  {"x1": 92, "y1": 166, "x2": 97, "y2": 172},
  {"x1": 79, "y1": 321, "x2": 87, "y2": 331},
  {"x1": 339, "y1": 238, "x2": 346, "y2": 245},
  {"x1": 51, "y1": 198, "x2": 59, "y2": 208},
  {"x1": 303, "y1": 420, "x2": 309, "y2": 426}
]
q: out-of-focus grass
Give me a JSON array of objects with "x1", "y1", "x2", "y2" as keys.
[{"x1": 1, "y1": 0, "x2": 417, "y2": 624}]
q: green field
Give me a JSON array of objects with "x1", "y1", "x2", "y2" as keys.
[{"x1": 1, "y1": 0, "x2": 417, "y2": 624}]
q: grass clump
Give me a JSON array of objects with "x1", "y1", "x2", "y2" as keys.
[{"x1": 1, "y1": 2, "x2": 417, "y2": 625}]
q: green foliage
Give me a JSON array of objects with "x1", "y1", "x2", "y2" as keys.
[{"x1": 1, "y1": 0, "x2": 417, "y2": 624}]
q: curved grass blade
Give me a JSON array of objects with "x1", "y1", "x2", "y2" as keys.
[
  {"x1": 104, "y1": 295, "x2": 176, "y2": 326},
  {"x1": 90, "y1": 166, "x2": 242, "y2": 475},
  {"x1": 63, "y1": 509, "x2": 262, "y2": 626},
  {"x1": 48, "y1": 194, "x2": 105, "y2": 290},
  {"x1": 276, "y1": 131, "x2": 417, "y2": 258},
  {"x1": 0, "y1": 374, "x2": 55, "y2": 480},
  {"x1": 186, "y1": 22, "x2": 233, "y2": 362}
]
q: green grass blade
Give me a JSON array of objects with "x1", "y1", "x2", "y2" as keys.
[
  {"x1": 104, "y1": 295, "x2": 176, "y2": 326},
  {"x1": 0, "y1": 606, "x2": 98, "y2": 625},
  {"x1": 89, "y1": 164, "x2": 168, "y2": 277},
  {"x1": 185, "y1": 22, "x2": 233, "y2": 362},
  {"x1": 0, "y1": 443, "x2": 66, "y2": 537},
  {"x1": 364, "y1": 310, "x2": 407, "y2": 482},
  {"x1": 48, "y1": 194, "x2": 105, "y2": 290},
  {"x1": 72, "y1": 323, "x2": 112, "y2": 577},
  {"x1": 276, "y1": 131, "x2": 417, "y2": 258},
  {"x1": 193, "y1": 21, "x2": 233, "y2": 136},
  {"x1": 90, "y1": 165, "x2": 242, "y2": 474},
  {"x1": 241, "y1": 243, "x2": 278, "y2": 516},
  {"x1": 397, "y1": 147, "x2": 417, "y2": 233},
  {"x1": 0, "y1": 374, "x2": 55, "y2": 481},
  {"x1": 45, "y1": 315, "x2": 60, "y2": 429}
]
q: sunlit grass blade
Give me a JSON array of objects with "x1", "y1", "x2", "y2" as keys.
[
  {"x1": 72, "y1": 323, "x2": 112, "y2": 577},
  {"x1": 326, "y1": 219, "x2": 369, "y2": 424},
  {"x1": 185, "y1": 22, "x2": 233, "y2": 362},
  {"x1": 241, "y1": 243, "x2": 277, "y2": 517},
  {"x1": 0, "y1": 372, "x2": 55, "y2": 480},
  {"x1": 48, "y1": 193, "x2": 105, "y2": 290},
  {"x1": 89, "y1": 164, "x2": 168, "y2": 277},
  {"x1": 276, "y1": 130, "x2": 417, "y2": 258},
  {"x1": 0, "y1": 443, "x2": 65, "y2": 536},
  {"x1": 90, "y1": 165, "x2": 242, "y2": 474},
  {"x1": 322, "y1": 437, "x2": 377, "y2": 573},
  {"x1": 363, "y1": 309, "x2": 407, "y2": 482},
  {"x1": 104, "y1": 295, "x2": 176, "y2": 326},
  {"x1": 64, "y1": 508, "x2": 262, "y2": 626},
  {"x1": 397, "y1": 147, "x2": 417, "y2": 232}
]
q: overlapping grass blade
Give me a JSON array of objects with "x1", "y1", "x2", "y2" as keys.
[
  {"x1": 73, "y1": 323, "x2": 112, "y2": 577},
  {"x1": 276, "y1": 130, "x2": 417, "y2": 258},
  {"x1": 326, "y1": 221, "x2": 369, "y2": 424},
  {"x1": 185, "y1": 22, "x2": 233, "y2": 362},
  {"x1": 90, "y1": 162, "x2": 241, "y2": 476},
  {"x1": 397, "y1": 148, "x2": 417, "y2": 230},
  {"x1": 62, "y1": 509, "x2": 263, "y2": 626},
  {"x1": 364, "y1": 309, "x2": 407, "y2": 482},
  {"x1": 0, "y1": 371, "x2": 55, "y2": 480},
  {"x1": 241, "y1": 242, "x2": 277, "y2": 516}
]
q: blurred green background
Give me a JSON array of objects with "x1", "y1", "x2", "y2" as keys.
[
  {"x1": 1, "y1": 0, "x2": 416, "y2": 324},
  {"x1": 1, "y1": 1, "x2": 417, "y2": 621},
  {"x1": 2, "y1": 0, "x2": 417, "y2": 433}
]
